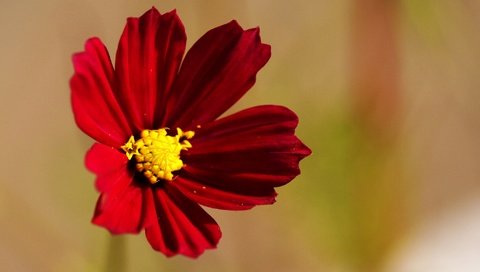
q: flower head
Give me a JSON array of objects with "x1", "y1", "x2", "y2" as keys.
[{"x1": 71, "y1": 7, "x2": 311, "y2": 258}]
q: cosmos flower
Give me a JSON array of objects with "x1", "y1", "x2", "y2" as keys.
[{"x1": 71, "y1": 7, "x2": 311, "y2": 258}]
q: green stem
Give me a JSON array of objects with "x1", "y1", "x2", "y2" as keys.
[{"x1": 104, "y1": 235, "x2": 126, "y2": 272}]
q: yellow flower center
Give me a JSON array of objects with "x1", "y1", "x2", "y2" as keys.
[{"x1": 121, "y1": 128, "x2": 194, "y2": 184}]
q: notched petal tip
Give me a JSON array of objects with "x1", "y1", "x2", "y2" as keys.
[
  {"x1": 232, "y1": 21, "x2": 271, "y2": 51},
  {"x1": 244, "y1": 26, "x2": 272, "y2": 63},
  {"x1": 144, "y1": 188, "x2": 222, "y2": 258},
  {"x1": 142, "y1": 6, "x2": 161, "y2": 19},
  {"x1": 71, "y1": 37, "x2": 102, "y2": 59},
  {"x1": 223, "y1": 20, "x2": 264, "y2": 41},
  {"x1": 298, "y1": 140, "x2": 312, "y2": 157},
  {"x1": 166, "y1": 18, "x2": 272, "y2": 128},
  {"x1": 226, "y1": 19, "x2": 241, "y2": 29},
  {"x1": 139, "y1": 6, "x2": 179, "y2": 21},
  {"x1": 245, "y1": 26, "x2": 260, "y2": 39},
  {"x1": 85, "y1": 37, "x2": 104, "y2": 49},
  {"x1": 125, "y1": 6, "x2": 160, "y2": 22}
]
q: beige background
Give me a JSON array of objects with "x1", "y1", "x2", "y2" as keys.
[{"x1": 1, "y1": 1, "x2": 479, "y2": 271}]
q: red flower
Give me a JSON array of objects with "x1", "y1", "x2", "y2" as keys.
[{"x1": 71, "y1": 7, "x2": 311, "y2": 258}]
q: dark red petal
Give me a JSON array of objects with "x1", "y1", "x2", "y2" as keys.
[
  {"x1": 92, "y1": 169, "x2": 145, "y2": 234},
  {"x1": 71, "y1": 38, "x2": 132, "y2": 147},
  {"x1": 85, "y1": 143, "x2": 128, "y2": 192},
  {"x1": 114, "y1": 8, "x2": 186, "y2": 132},
  {"x1": 164, "y1": 21, "x2": 271, "y2": 129},
  {"x1": 171, "y1": 176, "x2": 276, "y2": 210},
  {"x1": 174, "y1": 105, "x2": 311, "y2": 210},
  {"x1": 144, "y1": 186, "x2": 221, "y2": 258}
]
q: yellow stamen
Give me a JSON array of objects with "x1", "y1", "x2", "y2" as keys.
[{"x1": 121, "y1": 128, "x2": 194, "y2": 184}]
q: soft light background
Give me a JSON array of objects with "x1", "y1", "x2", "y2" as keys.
[{"x1": 1, "y1": 0, "x2": 479, "y2": 271}]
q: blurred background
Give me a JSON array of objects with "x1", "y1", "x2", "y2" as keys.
[{"x1": 1, "y1": 0, "x2": 479, "y2": 271}]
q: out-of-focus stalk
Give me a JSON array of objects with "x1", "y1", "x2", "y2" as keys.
[
  {"x1": 341, "y1": 0, "x2": 408, "y2": 270},
  {"x1": 104, "y1": 236, "x2": 126, "y2": 272},
  {"x1": 350, "y1": 0, "x2": 401, "y2": 140}
]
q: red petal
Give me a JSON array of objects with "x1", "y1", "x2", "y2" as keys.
[
  {"x1": 92, "y1": 170, "x2": 145, "y2": 234},
  {"x1": 71, "y1": 38, "x2": 132, "y2": 147},
  {"x1": 114, "y1": 8, "x2": 186, "y2": 132},
  {"x1": 164, "y1": 21, "x2": 271, "y2": 129},
  {"x1": 85, "y1": 143, "x2": 128, "y2": 192},
  {"x1": 171, "y1": 176, "x2": 276, "y2": 210},
  {"x1": 174, "y1": 105, "x2": 311, "y2": 210},
  {"x1": 144, "y1": 186, "x2": 221, "y2": 258}
]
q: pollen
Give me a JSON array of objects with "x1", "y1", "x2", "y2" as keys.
[{"x1": 121, "y1": 128, "x2": 194, "y2": 184}]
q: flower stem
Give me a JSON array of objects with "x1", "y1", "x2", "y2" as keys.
[{"x1": 104, "y1": 235, "x2": 126, "y2": 272}]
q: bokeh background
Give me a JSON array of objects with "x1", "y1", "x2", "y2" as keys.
[{"x1": 1, "y1": 0, "x2": 480, "y2": 271}]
